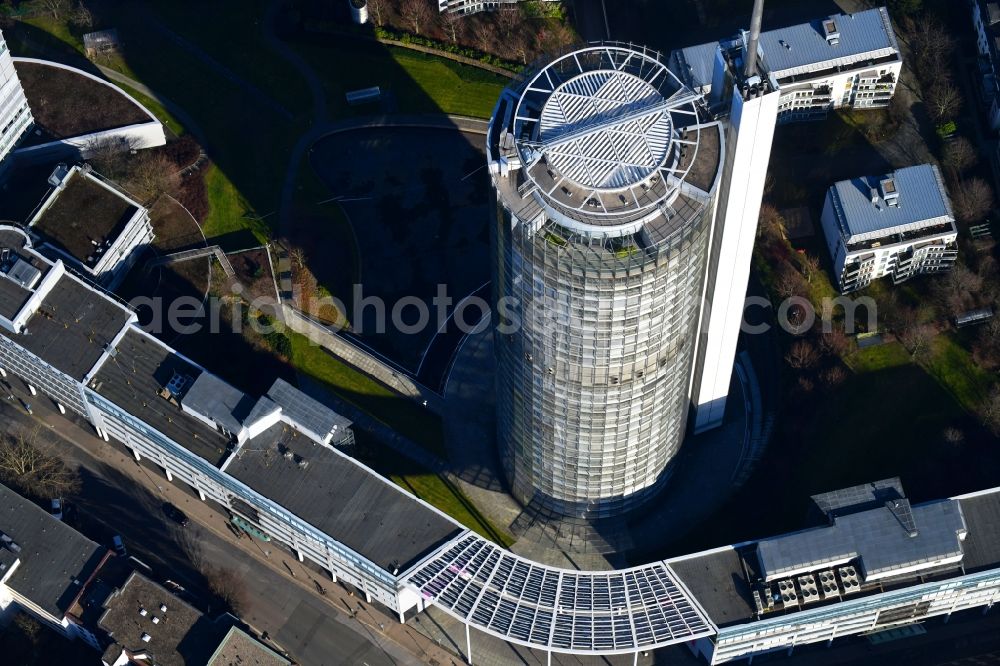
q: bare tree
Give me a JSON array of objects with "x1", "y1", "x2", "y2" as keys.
[
  {"x1": 757, "y1": 203, "x2": 787, "y2": 242},
  {"x1": 943, "y1": 137, "x2": 978, "y2": 174},
  {"x1": 205, "y1": 566, "x2": 247, "y2": 615},
  {"x1": 786, "y1": 339, "x2": 820, "y2": 369},
  {"x1": 898, "y1": 322, "x2": 936, "y2": 360},
  {"x1": 122, "y1": 153, "x2": 181, "y2": 205},
  {"x1": 972, "y1": 317, "x2": 1000, "y2": 370},
  {"x1": 942, "y1": 426, "x2": 965, "y2": 449},
  {"x1": 441, "y1": 10, "x2": 464, "y2": 43},
  {"x1": 799, "y1": 253, "x2": 821, "y2": 284},
  {"x1": 70, "y1": 1, "x2": 93, "y2": 29},
  {"x1": 367, "y1": 0, "x2": 389, "y2": 27},
  {"x1": 511, "y1": 29, "x2": 533, "y2": 65},
  {"x1": 905, "y1": 16, "x2": 956, "y2": 73},
  {"x1": 496, "y1": 7, "x2": 520, "y2": 41},
  {"x1": 399, "y1": 0, "x2": 433, "y2": 36},
  {"x1": 951, "y1": 178, "x2": 994, "y2": 224},
  {"x1": 926, "y1": 81, "x2": 963, "y2": 122},
  {"x1": 819, "y1": 329, "x2": 852, "y2": 357},
  {"x1": 820, "y1": 365, "x2": 848, "y2": 387},
  {"x1": 39, "y1": 0, "x2": 71, "y2": 19},
  {"x1": 471, "y1": 19, "x2": 495, "y2": 54},
  {"x1": 774, "y1": 260, "x2": 806, "y2": 298},
  {"x1": 0, "y1": 429, "x2": 81, "y2": 500}
]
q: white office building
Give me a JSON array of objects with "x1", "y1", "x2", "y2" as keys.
[
  {"x1": 0, "y1": 226, "x2": 999, "y2": 664},
  {"x1": 27, "y1": 165, "x2": 153, "y2": 290},
  {"x1": 0, "y1": 28, "x2": 33, "y2": 170},
  {"x1": 820, "y1": 164, "x2": 958, "y2": 293}
]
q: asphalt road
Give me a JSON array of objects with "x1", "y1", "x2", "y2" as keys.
[{"x1": 0, "y1": 389, "x2": 418, "y2": 666}]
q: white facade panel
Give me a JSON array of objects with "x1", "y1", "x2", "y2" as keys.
[{"x1": 693, "y1": 86, "x2": 779, "y2": 433}]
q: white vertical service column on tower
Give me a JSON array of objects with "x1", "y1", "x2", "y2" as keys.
[{"x1": 693, "y1": 80, "x2": 779, "y2": 433}]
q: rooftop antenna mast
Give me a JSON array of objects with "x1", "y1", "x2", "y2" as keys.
[{"x1": 744, "y1": 0, "x2": 765, "y2": 78}]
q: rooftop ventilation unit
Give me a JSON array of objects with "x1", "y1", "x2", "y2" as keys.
[
  {"x1": 880, "y1": 177, "x2": 900, "y2": 208},
  {"x1": 164, "y1": 373, "x2": 191, "y2": 400},
  {"x1": 818, "y1": 570, "x2": 839, "y2": 599},
  {"x1": 838, "y1": 565, "x2": 861, "y2": 593},
  {"x1": 47, "y1": 164, "x2": 70, "y2": 188},
  {"x1": 776, "y1": 579, "x2": 798, "y2": 606},
  {"x1": 141, "y1": 633, "x2": 151, "y2": 643},
  {"x1": 823, "y1": 18, "x2": 840, "y2": 45},
  {"x1": 159, "y1": 604, "x2": 167, "y2": 613},
  {"x1": 152, "y1": 616, "x2": 160, "y2": 624},
  {"x1": 139, "y1": 608, "x2": 148, "y2": 617},
  {"x1": 797, "y1": 574, "x2": 820, "y2": 604},
  {"x1": 1, "y1": 257, "x2": 42, "y2": 290}
]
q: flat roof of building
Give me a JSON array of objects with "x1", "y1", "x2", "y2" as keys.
[
  {"x1": 757, "y1": 498, "x2": 966, "y2": 581},
  {"x1": 183, "y1": 371, "x2": 257, "y2": 436},
  {"x1": 89, "y1": 329, "x2": 233, "y2": 466},
  {"x1": 30, "y1": 168, "x2": 140, "y2": 269},
  {"x1": 759, "y1": 7, "x2": 900, "y2": 77},
  {"x1": 206, "y1": 626, "x2": 290, "y2": 666},
  {"x1": 266, "y1": 377, "x2": 353, "y2": 438},
  {"x1": 0, "y1": 483, "x2": 107, "y2": 619},
  {"x1": 810, "y1": 477, "x2": 905, "y2": 518},
  {"x1": 98, "y1": 572, "x2": 223, "y2": 666},
  {"x1": 828, "y1": 164, "x2": 955, "y2": 243},
  {"x1": 0, "y1": 271, "x2": 133, "y2": 381},
  {"x1": 226, "y1": 426, "x2": 463, "y2": 573},
  {"x1": 669, "y1": 548, "x2": 756, "y2": 627}
]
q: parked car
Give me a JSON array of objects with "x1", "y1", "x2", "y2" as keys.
[
  {"x1": 112, "y1": 535, "x2": 126, "y2": 557},
  {"x1": 49, "y1": 498, "x2": 63, "y2": 521},
  {"x1": 162, "y1": 502, "x2": 189, "y2": 527}
]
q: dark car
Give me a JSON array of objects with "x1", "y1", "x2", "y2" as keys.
[{"x1": 162, "y1": 502, "x2": 189, "y2": 526}]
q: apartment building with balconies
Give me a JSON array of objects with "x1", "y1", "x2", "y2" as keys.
[{"x1": 820, "y1": 164, "x2": 958, "y2": 293}]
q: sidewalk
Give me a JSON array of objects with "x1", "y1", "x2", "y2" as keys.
[{"x1": 1, "y1": 388, "x2": 463, "y2": 666}]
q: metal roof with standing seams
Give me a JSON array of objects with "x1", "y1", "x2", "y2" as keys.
[
  {"x1": 758, "y1": 7, "x2": 900, "y2": 77},
  {"x1": 403, "y1": 533, "x2": 715, "y2": 654},
  {"x1": 827, "y1": 164, "x2": 954, "y2": 243}
]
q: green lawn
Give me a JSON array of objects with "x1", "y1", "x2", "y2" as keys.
[
  {"x1": 392, "y1": 473, "x2": 515, "y2": 547},
  {"x1": 295, "y1": 39, "x2": 507, "y2": 119},
  {"x1": 922, "y1": 333, "x2": 995, "y2": 412},
  {"x1": 113, "y1": 82, "x2": 185, "y2": 136},
  {"x1": 287, "y1": 331, "x2": 445, "y2": 456},
  {"x1": 202, "y1": 165, "x2": 269, "y2": 246},
  {"x1": 845, "y1": 341, "x2": 911, "y2": 373}
]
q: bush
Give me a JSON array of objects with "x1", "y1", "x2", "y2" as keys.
[{"x1": 264, "y1": 331, "x2": 292, "y2": 358}]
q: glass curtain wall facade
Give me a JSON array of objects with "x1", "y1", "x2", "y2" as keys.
[{"x1": 488, "y1": 44, "x2": 721, "y2": 517}]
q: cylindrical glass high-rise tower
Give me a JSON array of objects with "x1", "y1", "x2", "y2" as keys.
[{"x1": 487, "y1": 44, "x2": 723, "y2": 517}]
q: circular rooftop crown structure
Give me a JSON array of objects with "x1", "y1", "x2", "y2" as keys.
[{"x1": 512, "y1": 44, "x2": 703, "y2": 231}]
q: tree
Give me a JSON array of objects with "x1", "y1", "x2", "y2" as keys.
[
  {"x1": 367, "y1": 0, "x2": 389, "y2": 27},
  {"x1": 943, "y1": 137, "x2": 978, "y2": 174},
  {"x1": 774, "y1": 260, "x2": 806, "y2": 298},
  {"x1": 757, "y1": 203, "x2": 787, "y2": 242},
  {"x1": 441, "y1": 10, "x2": 464, "y2": 43},
  {"x1": 972, "y1": 317, "x2": 1000, "y2": 370},
  {"x1": 951, "y1": 178, "x2": 994, "y2": 224},
  {"x1": 399, "y1": 0, "x2": 433, "y2": 36},
  {"x1": 39, "y1": 0, "x2": 71, "y2": 19},
  {"x1": 511, "y1": 29, "x2": 533, "y2": 65},
  {"x1": 471, "y1": 19, "x2": 495, "y2": 54},
  {"x1": 70, "y1": 2, "x2": 93, "y2": 30},
  {"x1": 926, "y1": 81, "x2": 963, "y2": 122},
  {"x1": 122, "y1": 153, "x2": 181, "y2": 205},
  {"x1": 0, "y1": 429, "x2": 81, "y2": 500},
  {"x1": 496, "y1": 6, "x2": 520, "y2": 41},
  {"x1": 786, "y1": 339, "x2": 820, "y2": 369},
  {"x1": 820, "y1": 365, "x2": 848, "y2": 387},
  {"x1": 819, "y1": 329, "x2": 851, "y2": 357},
  {"x1": 205, "y1": 566, "x2": 247, "y2": 615},
  {"x1": 799, "y1": 253, "x2": 821, "y2": 284},
  {"x1": 898, "y1": 322, "x2": 936, "y2": 360},
  {"x1": 905, "y1": 16, "x2": 955, "y2": 74},
  {"x1": 943, "y1": 426, "x2": 965, "y2": 449}
]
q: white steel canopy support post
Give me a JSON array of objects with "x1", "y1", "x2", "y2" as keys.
[{"x1": 466, "y1": 623, "x2": 472, "y2": 665}]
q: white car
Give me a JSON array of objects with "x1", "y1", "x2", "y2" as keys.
[{"x1": 50, "y1": 498, "x2": 63, "y2": 521}]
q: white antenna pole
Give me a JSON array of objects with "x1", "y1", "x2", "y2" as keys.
[{"x1": 744, "y1": 0, "x2": 766, "y2": 78}]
